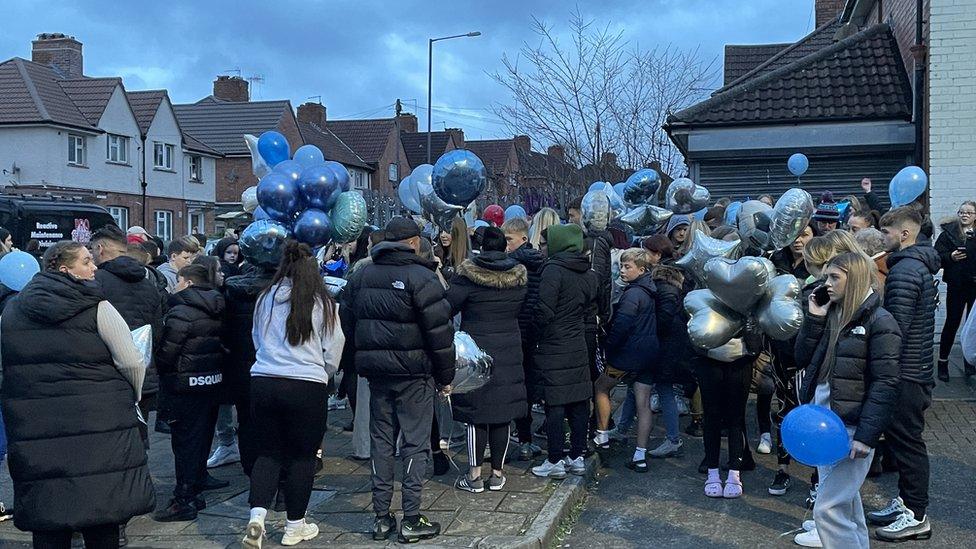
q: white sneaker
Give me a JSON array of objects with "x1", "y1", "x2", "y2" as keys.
[
  {"x1": 793, "y1": 528, "x2": 822, "y2": 547},
  {"x1": 650, "y1": 393, "x2": 661, "y2": 413},
  {"x1": 532, "y1": 459, "x2": 567, "y2": 479},
  {"x1": 802, "y1": 520, "x2": 816, "y2": 532},
  {"x1": 208, "y1": 443, "x2": 241, "y2": 468},
  {"x1": 242, "y1": 520, "x2": 265, "y2": 548},
  {"x1": 281, "y1": 520, "x2": 319, "y2": 546},
  {"x1": 757, "y1": 433, "x2": 772, "y2": 454},
  {"x1": 327, "y1": 396, "x2": 347, "y2": 411},
  {"x1": 564, "y1": 456, "x2": 586, "y2": 475}
]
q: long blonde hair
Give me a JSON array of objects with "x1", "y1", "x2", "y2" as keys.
[
  {"x1": 825, "y1": 252, "x2": 879, "y2": 341},
  {"x1": 803, "y1": 229, "x2": 866, "y2": 278},
  {"x1": 449, "y1": 217, "x2": 469, "y2": 267},
  {"x1": 530, "y1": 207, "x2": 560, "y2": 248}
]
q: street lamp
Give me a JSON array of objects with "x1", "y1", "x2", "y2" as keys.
[{"x1": 427, "y1": 31, "x2": 481, "y2": 164}]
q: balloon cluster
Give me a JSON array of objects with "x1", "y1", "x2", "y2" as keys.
[
  {"x1": 736, "y1": 190, "x2": 815, "y2": 253},
  {"x1": 240, "y1": 131, "x2": 367, "y2": 267},
  {"x1": 396, "y1": 150, "x2": 488, "y2": 232}
]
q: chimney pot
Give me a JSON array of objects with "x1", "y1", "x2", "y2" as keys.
[
  {"x1": 547, "y1": 144, "x2": 565, "y2": 162},
  {"x1": 396, "y1": 113, "x2": 419, "y2": 133},
  {"x1": 213, "y1": 75, "x2": 249, "y2": 102},
  {"x1": 298, "y1": 102, "x2": 327, "y2": 126},
  {"x1": 32, "y1": 33, "x2": 83, "y2": 78}
]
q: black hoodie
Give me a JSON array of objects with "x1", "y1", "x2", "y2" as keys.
[
  {"x1": 884, "y1": 243, "x2": 941, "y2": 384},
  {"x1": 934, "y1": 220, "x2": 976, "y2": 287},
  {"x1": 157, "y1": 285, "x2": 226, "y2": 393},
  {"x1": 222, "y1": 266, "x2": 276, "y2": 385},
  {"x1": 509, "y1": 243, "x2": 545, "y2": 345}
]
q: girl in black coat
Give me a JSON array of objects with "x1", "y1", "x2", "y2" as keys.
[
  {"x1": 934, "y1": 201, "x2": 976, "y2": 379},
  {"x1": 446, "y1": 228, "x2": 528, "y2": 493},
  {"x1": 793, "y1": 252, "x2": 900, "y2": 548},
  {"x1": 212, "y1": 237, "x2": 242, "y2": 280}
]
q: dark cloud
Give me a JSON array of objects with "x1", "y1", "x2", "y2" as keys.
[{"x1": 1, "y1": 0, "x2": 813, "y2": 140}]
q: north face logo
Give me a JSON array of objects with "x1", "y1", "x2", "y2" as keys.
[{"x1": 392, "y1": 281, "x2": 405, "y2": 290}]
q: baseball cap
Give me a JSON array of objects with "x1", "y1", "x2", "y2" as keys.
[
  {"x1": 383, "y1": 217, "x2": 421, "y2": 242},
  {"x1": 127, "y1": 225, "x2": 149, "y2": 236}
]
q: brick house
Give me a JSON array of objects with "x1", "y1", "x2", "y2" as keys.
[
  {"x1": 296, "y1": 102, "x2": 373, "y2": 192},
  {"x1": 400, "y1": 129, "x2": 463, "y2": 171}
]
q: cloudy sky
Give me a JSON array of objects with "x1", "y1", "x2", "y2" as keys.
[{"x1": 3, "y1": 0, "x2": 815, "y2": 140}]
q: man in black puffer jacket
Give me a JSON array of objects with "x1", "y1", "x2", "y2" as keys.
[
  {"x1": 341, "y1": 217, "x2": 455, "y2": 544},
  {"x1": 584, "y1": 227, "x2": 613, "y2": 380},
  {"x1": 92, "y1": 226, "x2": 166, "y2": 443},
  {"x1": 870, "y1": 207, "x2": 940, "y2": 542},
  {"x1": 155, "y1": 264, "x2": 226, "y2": 522}
]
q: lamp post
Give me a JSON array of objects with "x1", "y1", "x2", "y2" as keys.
[{"x1": 427, "y1": 31, "x2": 481, "y2": 165}]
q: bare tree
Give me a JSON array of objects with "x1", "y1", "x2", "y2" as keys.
[{"x1": 492, "y1": 10, "x2": 716, "y2": 176}]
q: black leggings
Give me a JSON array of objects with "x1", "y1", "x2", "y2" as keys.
[
  {"x1": 33, "y1": 524, "x2": 119, "y2": 549},
  {"x1": 467, "y1": 423, "x2": 511, "y2": 471},
  {"x1": 757, "y1": 393, "x2": 772, "y2": 434},
  {"x1": 545, "y1": 400, "x2": 589, "y2": 463},
  {"x1": 248, "y1": 377, "x2": 328, "y2": 521},
  {"x1": 696, "y1": 356, "x2": 752, "y2": 470},
  {"x1": 939, "y1": 283, "x2": 976, "y2": 364}
]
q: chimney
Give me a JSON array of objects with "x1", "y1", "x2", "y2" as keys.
[
  {"x1": 31, "y1": 33, "x2": 83, "y2": 78},
  {"x1": 445, "y1": 127, "x2": 465, "y2": 148},
  {"x1": 298, "y1": 102, "x2": 327, "y2": 127},
  {"x1": 396, "y1": 113, "x2": 418, "y2": 133},
  {"x1": 601, "y1": 152, "x2": 618, "y2": 166},
  {"x1": 815, "y1": 0, "x2": 845, "y2": 27},
  {"x1": 514, "y1": 135, "x2": 531, "y2": 153},
  {"x1": 213, "y1": 75, "x2": 249, "y2": 102},
  {"x1": 547, "y1": 144, "x2": 565, "y2": 162}
]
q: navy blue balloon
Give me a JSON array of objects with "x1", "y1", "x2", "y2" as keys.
[
  {"x1": 325, "y1": 161, "x2": 351, "y2": 192},
  {"x1": 298, "y1": 164, "x2": 342, "y2": 211},
  {"x1": 294, "y1": 209, "x2": 333, "y2": 247},
  {"x1": 782, "y1": 404, "x2": 850, "y2": 466},
  {"x1": 273, "y1": 159, "x2": 303, "y2": 183},
  {"x1": 240, "y1": 220, "x2": 291, "y2": 269},
  {"x1": 788, "y1": 153, "x2": 809, "y2": 177},
  {"x1": 258, "y1": 131, "x2": 290, "y2": 167},
  {"x1": 253, "y1": 206, "x2": 270, "y2": 221},
  {"x1": 257, "y1": 172, "x2": 304, "y2": 222},
  {"x1": 432, "y1": 149, "x2": 487, "y2": 207}
]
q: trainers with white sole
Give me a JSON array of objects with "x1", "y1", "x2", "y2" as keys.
[
  {"x1": 793, "y1": 528, "x2": 822, "y2": 547},
  {"x1": 532, "y1": 459, "x2": 567, "y2": 479},
  {"x1": 242, "y1": 520, "x2": 264, "y2": 548},
  {"x1": 281, "y1": 520, "x2": 319, "y2": 546},
  {"x1": 867, "y1": 496, "x2": 907, "y2": 525},
  {"x1": 564, "y1": 456, "x2": 586, "y2": 475},
  {"x1": 207, "y1": 443, "x2": 240, "y2": 469},
  {"x1": 648, "y1": 439, "x2": 683, "y2": 458},
  {"x1": 756, "y1": 433, "x2": 772, "y2": 454}
]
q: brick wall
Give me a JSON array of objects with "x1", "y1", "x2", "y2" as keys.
[
  {"x1": 927, "y1": 0, "x2": 976, "y2": 223},
  {"x1": 817, "y1": 0, "x2": 847, "y2": 26},
  {"x1": 96, "y1": 192, "x2": 191, "y2": 237},
  {"x1": 215, "y1": 156, "x2": 255, "y2": 204}
]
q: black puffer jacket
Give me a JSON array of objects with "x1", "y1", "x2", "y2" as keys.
[
  {"x1": 0, "y1": 272, "x2": 155, "y2": 531},
  {"x1": 342, "y1": 242, "x2": 455, "y2": 386},
  {"x1": 585, "y1": 229, "x2": 613, "y2": 324},
  {"x1": 651, "y1": 265, "x2": 688, "y2": 382},
  {"x1": 446, "y1": 252, "x2": 528, "y2": 424},
  {"x1": 604, "y1": 273, "x2": 658, "y2": 373},
  {"x1": 222, "y1": 266, "x2": 276, "y2": 389},
  {"x1": 533, "y1": 252, "x2": 596, "y2": 406},
  {"x1": 0, "y1": 284, "x2": 17, "y2": 314},
  {"x1": 157, "y1": 286, "x2": 226, "y2": 393},
  {"x1": 771, "y1": 247, "x2": 811, "y2": 280},
  {"x1": 509, "y1": 243, "x2": 545, "y2": 346},
  {"x1": 213, "y1": 237, "x2": 243, "y2": 280},
  {"x1": 795, "y1": 293, "x2": 902, "y2": 446},
  {"x1": 884, "y1": 244, "x2": 940, "y2": 384},
  {"x1": 934, "y1": 220, "x2": 976, "y2": 287},
  {"x1": 95, "y1": 255, "x2": 166, "y2": 396}
]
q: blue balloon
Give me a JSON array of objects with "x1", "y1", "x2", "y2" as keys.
[
  {"x1": 782, "y1": 404, "x2": 851, "y2": 466},
  {"x1": 788, "y1": 153, "x2": 809, "y2": 177},
  {"x1": 257, "y1": 131, "x2": 290, "y2": 167},
  {"x1": 294, "y1": 144, "x2": 325, "y2": 168},
  {"x1": 624, "y1": 169, "x2": 662, "y2": 206},
  {"x1": 692, "y1": 207, "x2": 708, "y2": 221},
  {"x1": 325, "y1": 161, "x2": 351, "y2": 192},
  {"x1": 239, "y1": 219, "x2": 291, "y2": 269},
  {"x1": 432, "y1": 149, "x2": 487, "y2": 207},
  {"x1": 253, "y1": 206, "x2": 270, "y2": 221},
  {"x1": 398, "y1": 175, "x2": 422, "y2": 214},
  {"x1": 272, "y1": 159, "x2": 303, "y2": 183},
  {"x1": 473, "y1": 220, "x2": 489, "y2": 228},
  {"x1": 601, "y1": 182, "x2": 626, "y2": 213},
  {"x1": 889, "y1": 166, "x2": 928, "y2": 208},
  {"x1": 257, "y1": 172, "x2": 304, "y2": 222},
  {"x1": 331, "y1": 191, "x2": 368, "y2": 244},
  {"x1": 724, "y1": 201, "x2": 743, "y2": 225},
  {"x1": 298, "y1": 164, "x2": 342, "y2": 211},
  {"x1": 294, "y1": 209, "x2": 333, "y2": 247},
  {"x1": 588, "y1": 181, "x2": 606, "y2": 193},
  {"x1": 0, "y1": 251, "x2": 39, "y2": 291},
  {"x1": 612, "y1": 182, "x2": 627, "y2": 198},
  {"x1": 504, "y1": 205, "x2": 527, "y2": 221}
]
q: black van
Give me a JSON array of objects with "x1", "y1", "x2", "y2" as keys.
[{"x1": 0, "y1": 197, "x2": 117, "y2": 251}]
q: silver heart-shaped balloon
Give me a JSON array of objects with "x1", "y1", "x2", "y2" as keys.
[
  {"x1": 683, "y1": 289, "x2": 744, "y2": 350},
  {"x1": 703, "y1": 256, "x2": 776, "y2": 315},
  {"x1": 756, "y1": 274, "x2": 803, "y2": 340},
  {"x1": 769, "y1": 188, "x2": 815, "y2": 250},
  {"x1": 617, "y1": 204, "x2": 673, "y2": 235},
  {"x1": 666, "y1": 178, "x2": 710, "y2": 214},
  {"x1": 675, "y1": 230, "x2": 742, "y2": 284}
]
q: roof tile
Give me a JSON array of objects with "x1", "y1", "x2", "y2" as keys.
[
  {"x1": 173, "y1": 96, "x2": 291, "y2": 155},
  {"x1": 58, "y1": 77, "x2": 122, "y2": 125},
  {"x1": 400, "y1": 131, "x2": 450, "y2": 170},
  {"x1": 325, "y1": 118, "x2": 395, "y2": 164},
  {"x1": 299, "y1": 122, "x2": 371, "y2": 170}
]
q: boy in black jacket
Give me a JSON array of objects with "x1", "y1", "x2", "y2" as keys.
[{"x1": 155, "y1": 265, "x2": 227, "y2": 522}]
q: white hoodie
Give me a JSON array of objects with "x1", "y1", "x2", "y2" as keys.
[{"x1": 250, "y1": 280, "x2": 345, "y2": 384}]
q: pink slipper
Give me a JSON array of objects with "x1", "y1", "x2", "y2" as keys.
[{"x1": 723, "y1": 479, "x2": 743, "y2": 499}]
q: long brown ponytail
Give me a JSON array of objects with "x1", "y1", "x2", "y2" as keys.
[{"x1": 265, "y1": 240, "x2": 336, "y2": 345}]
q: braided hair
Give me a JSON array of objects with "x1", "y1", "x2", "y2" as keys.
[{"x1": 41, "y1": 241, "x2": 86, "y2": 272}]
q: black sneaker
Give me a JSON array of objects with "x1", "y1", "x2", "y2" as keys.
[
  {"x1": 432, "y1": 451, "x2": 450, "y2": 476},
  {"x1": 684, "y1": 419, "x2": 703, "y2": 438},
  {"x1": 198, "y1": 474, "x2": 229, "y2": 491},
  {"x1": 399, "y1": 514, "x2": 440, "y2": 544},
  {"x1": 735, "y1": 450, "x2": 757, "y2": 472},
  {"x1": 0, "y1": 502, "x2": 12, "y2": 522},
  {"x1": 193, "y1": 495, "x2": 207, "y2": 511},
  {"x1": 154, "y1": 498, "x2": 197, "y2": 522},
  {"x1": 372, "y1": 513, "x2": 397, "y2": 541},
  {"x1": 314, "y1": 458, "x2": 325, "y2": 477},
  {"x1": 938, "y1": 359, "x2": 950, "y2": 382},
  {"x1": 768, "y1": 470, "x2": 791, "y2": 496}
]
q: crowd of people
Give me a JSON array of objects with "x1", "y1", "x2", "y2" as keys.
[{"x1": 0, "y1": 181, "x2": 971, "y2": 549}]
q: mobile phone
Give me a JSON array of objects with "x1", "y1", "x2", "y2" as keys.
[
  {"x1": 812, "y1": 285, "x2": 830, "y2": 307},
  {"x1": 958, "y1": 246, "x2": 967, "y2": 252}
]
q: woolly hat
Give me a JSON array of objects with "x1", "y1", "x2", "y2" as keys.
[
  {"x1": 546, "y1": 223, "x2": 584, "y2": 254},
  {"x1": 664, "y1": 214, "x2": 692, "y2": 236},
  {"x1": 812, "y1": 192, "x2": 841, "y2": 222}
]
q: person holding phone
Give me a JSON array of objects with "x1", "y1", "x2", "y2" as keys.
[
  {"x1": 792, "y1": 252, "x2": 901, "y2": 548},
  {"x1": 934, "y1": 200, "x2": 976, "y2": 380}
]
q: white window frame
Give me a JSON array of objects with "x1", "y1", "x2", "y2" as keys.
[
  {"x1": 68, "y1": 134, "x2": 86, "y2": 166},
  {"x1": 388, "y1": 163, "x2": 398, "y2": 182},
  {"x1": 108, "y1": 206, "x2": 129, "y2": 230},
  {"x1": 106, "y1": 134, "x2": 128, "y2": 164},
  {"x1": 188, "y1": 211, "x2": 205, "y2": 235},
  {"x1": 189, "y1": 155, "x2": 203, "y2": 182},
  {"x1": 354, "y1": 170, "x2": 369, "y2": 191},
  {"x1": 155, "y1": 210, "x2": 173, "y2": 242},
  {"x1": 153, "y1": 142, "x2": 174, "y2": 170}
]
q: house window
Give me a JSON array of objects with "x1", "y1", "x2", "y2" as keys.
[
  {"x1": 153, "y1": 142, "x2": 174, "y2": 170},
  {"x1": 354, "y1": 170, "x2": 369, "y2": 191},
  {"x1": 189, "y1": 155, "x2": 203, "y2": 182},
  {"x1": 155, "y1": 210, "x2": 173, "y2": 242},
  {"x1": 188, "y1": 212, "x2": 205, "y2": 234},
  {"x1": 388, "y1": 163, "x2": 398, "y2": 182},
  {"x1": 68, "y1": 134, "x2": 86, "y2": 166},
  {"x1": 106, "y1": 134, "x2": 129, "y2": 164},
  {"x1": 108, "y1": 206, "x2": 129, "y2": 230}
]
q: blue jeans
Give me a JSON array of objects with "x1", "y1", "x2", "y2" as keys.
[{"x1": 617, "y1": 383, "x2": 680, "y2": 442}]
